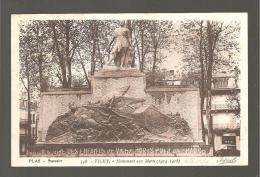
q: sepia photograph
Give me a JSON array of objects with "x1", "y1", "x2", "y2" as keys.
[{"x1": 11, "y1": 13, "x2": 248, "y2": 166}]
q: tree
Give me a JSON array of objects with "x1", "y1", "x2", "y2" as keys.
[
  {"x1": 128, "y1": 20, "x2": 175, "y2": 73},
  {"x1": 49, "y1": 20, "x2": 80, "y2": 88},
  {"x1": 148, "y1": 21, "x2": 174, "y2": 73},
  {"x1": 76, "y1": 49, "x2": 91, "y2": 88},
  {"x1": 19, "y1": 24, "x2": 39, "y2": 145},
  {"x1": 132, "y1": 20, "x2": 152, "y2": 72},
  {"x1": 226, "y1": 66, "x2": 240, "y2": 118},
  {"x1": 145, "y1": 70, "x2": 165, "y2": 87},
  {"x1": 21, "y1": 21, "x2": 53, "y2": 92},
  {"x1": 178, "y1": 20, "x2": 240, "y2": 148},
  {"x1": 19, "y1": 19, "x2": 178, "y2": 94},
  {"x1": 227, "y1": 89, "x2": 240, "y2": 118},
  {"x1": 78, "y1": 20, "x2": 119, "y2": 76}
]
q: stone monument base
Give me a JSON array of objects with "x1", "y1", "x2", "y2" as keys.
[{"x1": 92, "y1": 68, "x2": 146, "y2": 100}]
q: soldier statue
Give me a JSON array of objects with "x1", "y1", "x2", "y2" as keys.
[{"x1": 107, "y1": 21, "x2": 134, "y2": 68}]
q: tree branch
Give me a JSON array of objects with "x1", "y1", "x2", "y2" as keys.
[{"x1": 20, "y1": 78, "x2": 28, "y2": 92}]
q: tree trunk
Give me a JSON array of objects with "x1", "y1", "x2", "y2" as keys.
[
  {"x1": 98, "y1": 43, "x2": 103, "y2": 69},
  {"x1": 65, "y1": 20, "x2": 72, "y2": 88},
  {"x1": 27, "y1": 86, "x2": 31, "y2": 144},
  {"x1": 127, "y1": 20, "x2": 135, "y2": 67},
  {"x1": 51, "y1": 22, "x2": 69, "y2": 88},
  {"x1": 78, "y1": 50, "x2": 91, "y2": 88},
  {"x1": 205, "y1": 21, "x2": 214, "y2": 151},
  {"x1": 131, "y1": 50, "x2": 136, "y2": 68},
  {"x1": 35, "y1": 26, "x2": 45, "y2": 92},
  {"x1": 152, "y1": 48, "x2": 157, "y2": 72},
  {"x1": 140, "y1": 28, "x2": 144, "y2": 72},
  {"x1": 90, "y1": 22, "x2": 97, "y2": 75},
  {"x1": 24, "y1": 55, "x2": 32, "y2": 145},
  {"x1": 200, "y1": 93, "x2": 206, "y2": 142},
  {"x1": 198, "y1": 21, "x2": 206, "y2": 142},
  {"x1": 38, "y1": 53, "x2": 44, "y2": 92},
  {"x1": 67, "y1": 62, "x2": 72, "y2": 88},
  {"x1": 205, "y1": 89, "x2": 213, "y2": 145}
]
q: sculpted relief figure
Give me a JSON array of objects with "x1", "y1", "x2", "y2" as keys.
[{"x1": 107, "y1": 21, "x2": 134, "y2": 68}]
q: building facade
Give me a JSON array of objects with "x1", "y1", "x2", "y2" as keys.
[
  {"x1": 19, "y1": 99, "x2": 38, "y2": 155},
  {"x1": 203, "y1": 74, "x2": 240, "y2": 153}
]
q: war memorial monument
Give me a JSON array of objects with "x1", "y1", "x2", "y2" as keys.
[{"x1": 31, "y1": 22, "x2": 211, "y2": 157}]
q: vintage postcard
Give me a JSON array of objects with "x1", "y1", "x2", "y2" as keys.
[{"x1": 11, "y1": 13, "x2": 248, "y2": 166}]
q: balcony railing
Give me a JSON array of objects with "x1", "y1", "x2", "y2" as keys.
[
  {"x1": 213, "y1": 123, "x2": 240, "y2": 130},
  {"x1": 20, "y1": 119, "x2": 28, "y2": 125},
  {"x1": 212, "y1": 104, "x2": 230, "y2": 110},
  {"x1": 203, "y1": 104, "x2": 238, "y2": 111}
]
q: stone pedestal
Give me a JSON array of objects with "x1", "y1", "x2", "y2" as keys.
[{"x1": 92, "y1": 68, "x2": 146, "y2": 100}]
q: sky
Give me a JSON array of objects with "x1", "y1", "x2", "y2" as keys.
[{"x1": 161, "y1": 50, "x2": 182, "y2": 71}]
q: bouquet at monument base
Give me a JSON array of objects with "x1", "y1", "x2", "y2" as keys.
[{"x1": 46, "y1": 95, "x2": 192, "y2": 144}]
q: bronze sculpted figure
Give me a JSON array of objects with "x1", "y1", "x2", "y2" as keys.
[{"x1": 108, "y1": 22, "x2": 134, "y2": 68}]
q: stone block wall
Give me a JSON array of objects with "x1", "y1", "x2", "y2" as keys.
[
  {"x1": 37, "y1": 91, "x2": 93, "y2": 143},
  {"x1": 146, "y1": 87, "x2": 202, "y2": 142}
]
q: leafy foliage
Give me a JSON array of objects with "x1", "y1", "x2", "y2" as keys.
[
  {"x1": 145, "y1": 70, "x2": 166, "y2": 87},
  {"x1": 19, "y1": 20, "x2": 177, "y2": 100}
]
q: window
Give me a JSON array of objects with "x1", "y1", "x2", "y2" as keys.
[
  {"x1": 32, "y1": 127, "x2": 35, "y2": 136},
  {"x1": 227, "y1": 146, "x2": 236, "y2": 150},
  {"x1": 23, "y1": 101, "x2": 27, "y2": 109},
  {"x1": 32, "y1": 114, "x2": 35, "y2": 123},
  {"x1": 20, "y1": 128, "x2": 26, "y2": 135},
  {"x1": 214, "y1": 78, "x2": 229, "y2": 88},
  {"x1": 222, "y1": 136, "x2": 236, "y2": 145}
]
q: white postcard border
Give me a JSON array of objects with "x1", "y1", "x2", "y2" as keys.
[{"x1": 11, "y1": 13, "x2": 248, "y2": 166}]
